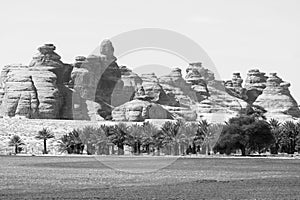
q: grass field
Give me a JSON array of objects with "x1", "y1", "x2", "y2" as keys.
[{"x1": 0, "y1": 155, "x2": 299, "y2": 199}]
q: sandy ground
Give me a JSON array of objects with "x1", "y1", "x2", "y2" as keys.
[{"x1": 0, "y1": 155, "x2": 299, "y2": 199}]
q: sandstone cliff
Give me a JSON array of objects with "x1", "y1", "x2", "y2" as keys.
[
  {"x1": 0, "y1": 44, "x2": 70, "y2": 119},
  {"x1": 254, "y1": 73, "x2": 300, "y2": 118},
  {"x1": 1, "y1": 41, "x2": 299, "y2": 123},
  {"x1": 244, "y1": 69, "x2": 267, "y2": 103}
]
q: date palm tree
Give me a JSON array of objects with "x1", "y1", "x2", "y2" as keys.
[
  {"x1": 197, "y1": 120, "x2": 210, "y2": 154},
  {"x1": 89, "y1": 126, "x2": 111, "y2": 155},
  {"x1": 281, "y1": 121, "x2": 300, "y2": 154},
  {"x1": 178, "y1": 122, "x2": 198, "y2": 154},
  {"x1": 161, "y1": 121, "x2": 181, "y2": 155},
  {"x1": 197, "y1": 120, "x2": 223, "y2": 155},
  {"x1": 268, "y1": 118, "x2": 281, "y2": 154},
  {"x1": 58, "y1": 134, "x2": 72, "y2": 154},
  {"x1": 141, "y1": 122, "x2": 159, "y2": 155},
  {"x1": 79, "y1": 126, "x2": 98, "y2": 155},
  {"x1": 127, "y1": 124, "x2": 143, "y2": 154},
  {"x1": 58, "y1": 129, "x2": 84, "y2": 154},
  {"x1": 152, "y1": 130, "x2": 165, "y2": 156},
  {"x1": 109, "y1": 123, "x2": 129, "y2": 155},
  {"x1": 8, "y1": 135, "x2": 25, "y2": 154},
  {"x1": 207, "y1": 123, "x2": 224, "y2": 154},
  {"x1": 35, "y1": 128, "x2": 54, "y2": 154}
]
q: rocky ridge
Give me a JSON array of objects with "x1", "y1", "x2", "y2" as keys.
[{"x1": 0, "y1": 40, "x2": 299, "y2": 123}]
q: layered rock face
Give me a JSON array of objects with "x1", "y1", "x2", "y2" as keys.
[
  {"x1": 111, "y1": 66, "x2": 142, "y2": 107},
  {"x1": 0, "y1": 44, "x2": 69, "y2": 119},
  {"x1": 225, "y1": 72, "x2": 248, "y2": 101},
  {"x1": 0, "y1": 65, "x2": 38, "y2": 118},
  {"x1": 71, "y1": 40, "x2": 121, "y2": 120},
  {"x1": 112, "y1": 99, "x2": 170, "y2": 121},
  {"x1": 244, "y1": 69, "x2": 267, "y2": 103},
  {"x1": 185, "y1": 67, "x2": 209, "y2": 101},
  {"x1": 28, "y1": 44, "x2": 71, "y2": 119},
  {"x1": 254, "y1": 73, "x2": 300, "y2": 118},
  {"x1": 158, "y1": 68, "x2": 199, "y2": 121},
  {"x1": 1, "y1": 41, "x2": 299, "y2": 122},
  {"x1": 197, "y1": 80, "x2": 248, "y2": 122},
  {"x1": 159, "y1": 68, "x2": 198, "y2": 106},
  {"x1": 139, "y1": 73, "x2": 179, "y2": 106},
  {"x1": 187, "y1": 62, "x2": 215, "y2": 82}
]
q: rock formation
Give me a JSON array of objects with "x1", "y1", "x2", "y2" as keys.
[
  {"x1": 185, "y1": 67, "x2": 209, "y2": 101},
  {"x1": 187, "y1": 62, "x2": 215, "y2": 82},
  {"x1": 244, "y1": 69, "x2": 267, "y2": 103},
  {"x1": 0, "y1": 64, "x2": 38, "y2": 118},
  {"x1": 225, "y1": 72, "x2": 248, "y2": 101},
  {"x1": 0, "y1": 44, "x2": 70, "y2": 119},
  {"x1": 159, "y1": 68, "x2": 198, "y2": 107},
  {"x1": 112, "y1": 99, "x2": 170, "y2": 122},
  {"x1": 1, "y1": 41, "x2": 299, "y2": 123},
  {"x1": 71, "y1": 40, "x2": 121, "y2": 120},
  {"x1": 111, "y1": 66, "x2": 142, "y2": 107},
  {"x1": 197, "y1": 80, "x2": 248, "y2": 122},
  {"x1": 254, "y1": 73, "x2": 300, "y2": 118},
  {"x1": 139, "y1": 73, "x2": 179, "y2": 106}
]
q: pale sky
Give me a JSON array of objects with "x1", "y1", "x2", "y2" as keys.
[{"x1": 1, "y1": 0, "x2": 300, "y2": 101}]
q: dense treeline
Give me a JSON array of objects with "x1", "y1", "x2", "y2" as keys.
[
  {"x1": 56, "y1": 121, "x2": 224, "y2": 155},
  {"x1": 7, "y1": 108, "x2": 300, "y2": 155}
]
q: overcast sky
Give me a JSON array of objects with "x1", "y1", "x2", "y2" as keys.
[{"x1": 1, "y1": 0, "x2": 300, "y2": 101}]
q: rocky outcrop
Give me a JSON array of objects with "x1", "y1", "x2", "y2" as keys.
[
  {"x1": 1, "y1": 40, "x2": 299, "y2": 122},
  {"x1": 112, "y1": 99, "x2": 170, "y2": 121},
  {"x1": 72, "y1": 40, "x2": 121, "y2": 120},
  {"x1": 29, "y1": 44, "x2": 73, "y2": 119},
  {"x1": 254, "y1": 73, "x2": 300, "y2": 118},
  {"x1": 187, "y1": 62, "x2": 215, "y2": 82},
  {"x1": 139, "y1": 73, "x2": 179, "y2": 106},
  {"x1": 157, "y1": 68, "x2": 201, "y2": 121},
  {"x1": 0, "y1": 64, "x2": 38, "y2": 118},
  {"x1": 185, "y1": 67, "x2": 209, "y2": 101},
  {"x1": 159, "y1": 68, "x2": 198, "y2": 106},
  {"x1": 196, "y1": 80, "x2": 248, "y2": 122},
  {"x1": 0, "y1": 44, "x2": 70, "y2": 119},
  {"x1": 225, "y1": 72, "x2": 248, "y2": 101},
  {"x1": 244, "y1": 69, "x2": 267, "y2": 103},
  {"x1": 162, "y1": 105, "x2": 197, "y2": 121},
  {"x1": 111, "y1": 66, "x2": 142, "y2": 107}
]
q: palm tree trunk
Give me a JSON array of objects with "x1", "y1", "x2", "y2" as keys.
[
  {"x1": 118, "y1": 145, "x2": 124, "y2": 155},
  {"x1": 157, "y1": 147, "x2": 160, "y2": 156},
  {"x1": 241, "y1": 146, "x2": 246, "y2": 156},
  {"x1": 206, "y1": 143, "x2": 211, "y2": 155},
  {"x1": 146, "y1": 145, "x2": 150, "y2": 155},
  {"x1": 43, "y1": 139, "x2": 47, "y2": 154},
  {"x1": 15, "y1": 145, "x2": 18, "y2": 154},
  {"x1": 174, "y1": 142, "x2": 179, "y2": 156}
]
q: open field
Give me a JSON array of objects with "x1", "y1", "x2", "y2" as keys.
[{"x1": 0, "y1": 156, "x2": 299, "y2": 199}]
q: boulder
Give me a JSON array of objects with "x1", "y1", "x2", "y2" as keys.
[{"x1": 254, "y1": 73, "x2": 300, "y2": 117}]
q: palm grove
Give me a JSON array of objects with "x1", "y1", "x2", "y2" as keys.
[{"x1": 8, "y1": 107, "x2": 300, "y2": 155}]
